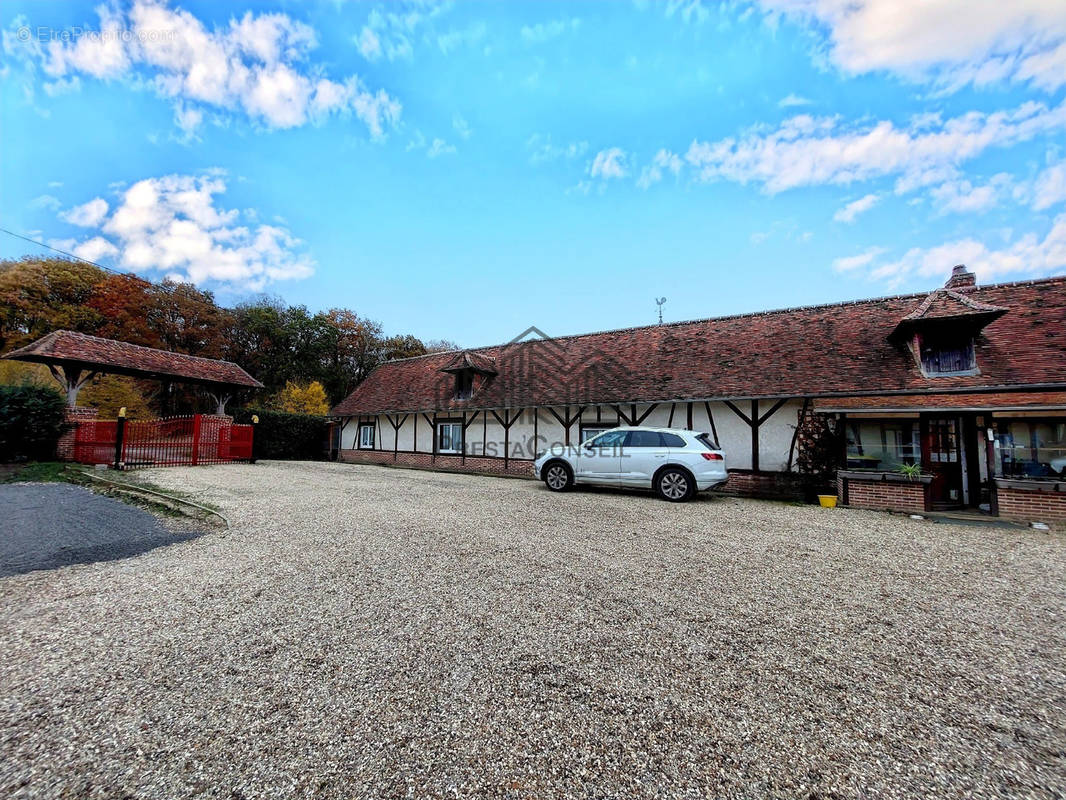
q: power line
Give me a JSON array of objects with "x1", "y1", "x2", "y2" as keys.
[
  {"x1": 0, "y1": 227, "x2": 128, "y2": 277},
  {"x1": 0, "y1": 227, "x2": 236, "y2": 319}
]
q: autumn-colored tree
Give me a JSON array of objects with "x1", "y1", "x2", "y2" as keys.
[
  {"x1": 320, "y1": 308, "x2": 384, "y2": 404},
  {"x1": 271, "y1": 380, "x2": 330, "y2": 415},
  {"x1": 0, "y1": 257, "x2": 105, "y2": 349},
  {"x1": 79, "y1": 375, "x2": 155, "y2": 419},
  {"x1": 381, "y1": 334, "x2": 427, "y2": 362},
  {"x1": 87, "y1": 274, "x2": 163, "y2": 348}
]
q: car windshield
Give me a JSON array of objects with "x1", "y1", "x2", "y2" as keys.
[{"x1": 695, "y1": 432, "x2": 720, "y2": 450}]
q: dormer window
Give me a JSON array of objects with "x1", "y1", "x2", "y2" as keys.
[
  {"x1": 890, "y1": 265, "x2": 1007, "y2": 380},
  {"x1": 919, "y1": 334, "x2": 976, "y2": 376},
  {"x1": 455, "y1": 369, "x2": 473, "y2": 400},
  {"x1": 439, "y1": 350, "x2": 498, "y2": 401}
]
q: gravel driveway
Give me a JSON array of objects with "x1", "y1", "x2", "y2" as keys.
[{"x1": 1, "y1": 461, "x2": 1063, "y2": 799}]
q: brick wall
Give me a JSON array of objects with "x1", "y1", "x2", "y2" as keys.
[
  {"x1": 718, "y1": 470, "x2": 806, "y2": 500},
  {"x1": 56, "y1": 407, "x2": 98, "y2": 461},
  {"x1": 339, "y1": 449, "x2": 535, "y2": 478},
  {"x1": 996, "y1": 483, "x2": 1066, "y2": 525},
  {"x1": 839, "y1": 474, "x2": 928, "y2": 513}
]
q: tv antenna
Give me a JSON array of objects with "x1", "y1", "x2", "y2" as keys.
[{"x1": 655, "y1": 297, "x2": 667, "y2": 325}]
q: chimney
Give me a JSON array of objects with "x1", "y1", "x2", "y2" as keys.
[{"x1": 944, "y1": 264, "x2": 976, "y2": 290}]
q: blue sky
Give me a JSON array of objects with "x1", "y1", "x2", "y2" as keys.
[{"x1": 2, "y1": 1, "x2": 1065, "y2": 348}]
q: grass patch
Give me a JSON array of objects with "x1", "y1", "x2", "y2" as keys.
[{"x1": 1, "y1": 462, "x2": 72, "y2": 484}]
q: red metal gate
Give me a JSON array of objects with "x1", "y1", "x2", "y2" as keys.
[{"x1": 72, "y1": 414, "x2": 254, "y2": 468}]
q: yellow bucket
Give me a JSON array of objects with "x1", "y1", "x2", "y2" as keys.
[{"x1": 818, "y1": 494, "x2": 838, "y2": 508}]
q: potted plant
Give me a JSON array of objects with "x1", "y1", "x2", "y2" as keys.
[{"x1": 897, "y1": 462, "x2": 924, "y2": 481}]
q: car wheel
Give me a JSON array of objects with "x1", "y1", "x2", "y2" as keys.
[
  {"x1": 543, "y1": 461, "x2": 573, "y2": 492},
  {"x1": 656, "y1": 467, "x2": 694, "y2": 502}
]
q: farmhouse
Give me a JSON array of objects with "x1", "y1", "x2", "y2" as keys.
[{"x1": 332, "y1": 266, "x2": 1066, "y2": 522}]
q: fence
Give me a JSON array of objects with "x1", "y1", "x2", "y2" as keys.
[{"x1": 72, "y1": 413, "x2": 254, "y2": 469}]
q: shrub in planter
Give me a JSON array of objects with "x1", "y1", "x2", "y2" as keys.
[
  {"x1": 232, "y1": 407, "x2": 329, "y2": 461},
  {"x1": 0, "y1": 385, "x2": 67, "y2": 462}
]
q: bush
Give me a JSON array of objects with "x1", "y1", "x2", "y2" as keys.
[
  {"x1": 232, "y1": 407, "x2": 329, "y2": 461},
  {"x1": 0, "y1": 386, "x2": 68, "y2": 462}
]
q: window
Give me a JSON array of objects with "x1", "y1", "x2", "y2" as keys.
[
  {"x1": 846, "y1": 420, "x2": 919, "y2": 470},
  {"x1": 437, "y1": 422, "x2": 463, "y2": 454},
  {"x1": 580, "y1": 425, "x2": 616, "y2": 443},
  {"x1": 625, "y1": 430, "x2": 662, "y2": 447},
  {"x1": 454, "y1": 370, "x2": 473, "y2": 400},
  {"x1": 358, "y1": 423, "x2": 375, "y2": 450},
  {"x1": 661, "y1": 432, "x2": 686, "y2": 448},
  {"x1": 919, "y1": 335, "x2": 976, "y2": 375},
  {"x1": 585, "y1": 430, "x2": 627, "y2": 449},
  {"x1": 695, "y1": 433, "x2": 719, "y2": 450},
  {"x1": 993, "y1": 419, "x2": 1066, "y2": 478}
]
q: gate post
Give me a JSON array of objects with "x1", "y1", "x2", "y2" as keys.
[
  {"x1": 191, "y1": 413, "x2": 202, "y2": 466},
  {"x1": 113, "y1": 409, "x2": 127, "y2": 471}
]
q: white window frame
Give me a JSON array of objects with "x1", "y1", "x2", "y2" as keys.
[
  {"x1": 358, "y1": 423, "x2": 375, "y2": 450},
  {"x1": 437, "y1": 422, "x2": 463, "y2": 454}
]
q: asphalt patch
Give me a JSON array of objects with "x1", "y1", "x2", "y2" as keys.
[{"x1": 0, "y1": 483, "x2": 203, "y2": 578}]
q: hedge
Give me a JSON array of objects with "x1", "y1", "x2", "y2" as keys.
[
  {"x1": 0, "y1": 386, "x2": 67, "y2": 462},
  {"x1": 232, "y1": 408, "x2": 329, "y2": 461}
]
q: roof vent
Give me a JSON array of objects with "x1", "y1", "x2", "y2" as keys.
[{"x1": 944, "y1": 264, "x2": 976, "y2": 290}]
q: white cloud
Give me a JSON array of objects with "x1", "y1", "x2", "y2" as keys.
[
  {"x1": 452, "y1": 113, "x2": 472, "y2": 140},
  {"x1": 355, "y1": 2, "x2": 455, "y2": 62},
  {"x1": 778, "y1": 93, "x2": 810, "y2": 108},
  {"x1": 589, "y1": 147, "x2": 629, "y2": 180},
  {"x1": 867, "y1": 216, "x2": 1066, "y2": 286},
  {"x1": 57, "y1": 172, "x2": 313, "y2": 290},
  {"x1": 684, "y1": 100, "x2": 1066, "y2": 194},
  {"x1": 61, "y1": 197, "x2": 110, "y2": 227},
  {"x1": 759, "y1": 0, "x2": 1066, "y2": 93},
  {"x1": 928, "y1": 174, "x2": 1012, "y2": 214},
  {"x1": 356, "y1": 26, "x2": 382, "y2": 61},
  {"x1": 6, "y1": 1, "x2": 400, "y2": 137},
  {"x1": 832, "y1": 246, "x2": 886, "y2": 272},
  {"x1": 520, "y1": 17, "x2": 581, "y2": 45},
  {"x1": 426, "y1": 138, "x2": 455, "y2": 158},
  {"x1": 833, "y1": 193, "x2": 879, "y2": 223},
  {"x1": 637, "y1": 149, "x2": 683, "y2": 189},
  {"x1": 29, "y1": 194, "x2": 62, "y2": 211},
  {"x1": 436, "y1": 21, "x2": 487, "y2": 55},
  {"x1": 527, "y1": 134, "x2": 588, "y2": 165},
  {"x1": 1032, "y1": 160, "x2": 1066, "y2": 211}
]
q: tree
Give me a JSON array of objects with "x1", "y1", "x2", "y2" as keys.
[
  {"x1": 271, "y1": 380, "x2": 330, "y2": 415},
  {"x1": 87, "y1": 274, "x2": 163, "y2": 348},
  {"x1": 381, "y1": 334, "x2": 427, "y2": 362},
  {"x1": 319, "y1": 309, "x2": 384, "y2": 405},
  {"x1": 424, "y1": 338, "x2": 461, "y2": 353},
  {"x1": 79, "y1": 375, "x2": 155, "y2": 419},
  {"x1": 0, "y1": 257, "x2": 105, "y2": 350}
]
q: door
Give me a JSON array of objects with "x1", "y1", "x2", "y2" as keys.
[
  {"x1": 575, "y1": 429, "x2": 626, "y2": 484},
  {"x1": 922, "y1": 416, "x2": 963, "y2": 508},
  {"x1": 619, "y1": 430, "x2": 669, "y2": 486}
]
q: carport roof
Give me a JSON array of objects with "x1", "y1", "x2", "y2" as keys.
[{"x1": 2, "y1": 330, "x2": 263, "y2": 389}]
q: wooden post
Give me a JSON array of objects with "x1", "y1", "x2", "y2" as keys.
[{"x1": 191, "y1": 413, "x2": 202, "y2": 466}]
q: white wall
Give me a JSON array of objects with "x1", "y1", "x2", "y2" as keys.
[{"x1": 340, "y1": 398, "x2": 804, "y2": 472}]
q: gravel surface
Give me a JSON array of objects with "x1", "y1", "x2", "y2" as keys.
[
  {"x1": 0, "y1": 483, "x2": 202, "y2": 578},
  {"x1": 1, "y1": 461, "x2": 1064, "y2": 799}
]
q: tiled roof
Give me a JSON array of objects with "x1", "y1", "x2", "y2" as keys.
[
  {"x1": 439, "y1": 350, "x2": 498, "y2": 374},
  {"x1": 2, "y1": 330, "x2": 263, "y2": 388},
  {"x1": 332, "y1": 274, "x2": 1066, "y2": 415},
  {"x1": 898, "y1": 289, "x2": 1008, "y2": 323}
]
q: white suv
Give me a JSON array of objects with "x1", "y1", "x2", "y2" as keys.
[{"x1": 533, "y1": 427, "x2": 728, "y2": 502}]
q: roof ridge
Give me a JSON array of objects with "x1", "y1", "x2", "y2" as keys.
[{"x1": 377, "y1": 273, "x2": 1066, "y2": 367}]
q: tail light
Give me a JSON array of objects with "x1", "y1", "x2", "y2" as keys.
[{"x1": 701, "y1": 452, "x2": 724, "y2": 461}]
